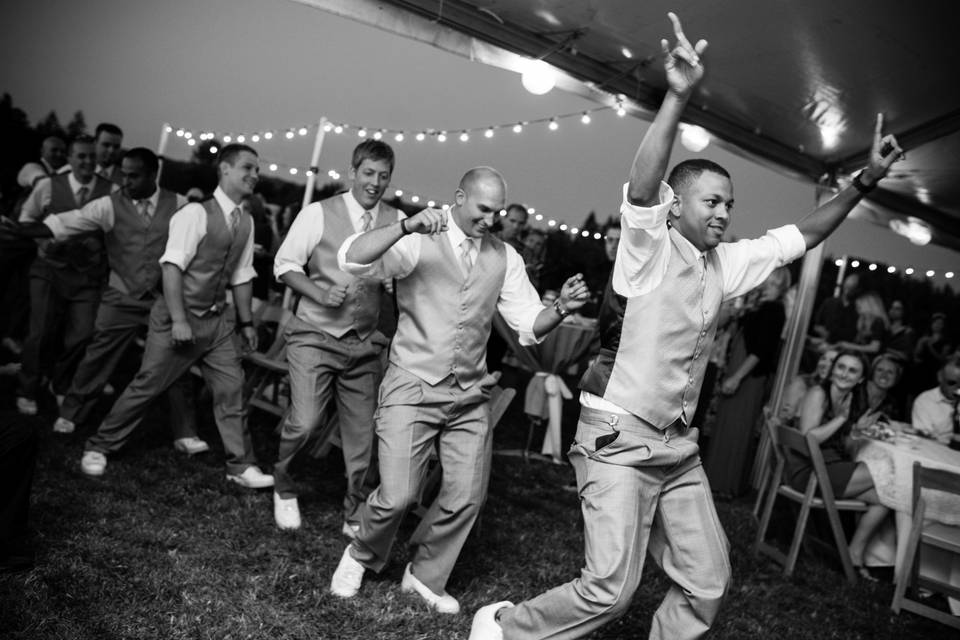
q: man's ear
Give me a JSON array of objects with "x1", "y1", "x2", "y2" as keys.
[{"x1": 669, "y1": 195, "x2": 682, "y2": 218}]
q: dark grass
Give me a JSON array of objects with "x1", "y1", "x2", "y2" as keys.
[{"x1": 1, "y1": 374, "x2": 957, "y2": 640}]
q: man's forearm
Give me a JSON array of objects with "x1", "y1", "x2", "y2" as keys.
[
  {"x1": 232, "y1": 281, "x2": 254, "y2": 323},
  {"x1": 161, "y1": 263, "x2": 189, "y2": 322},
  {"x1": 345, "y1": 221, "x2": 406, "y2": 265},
  {"x1": 795, "y1": 184, "x2": 865, "y2": 250},
  {"x1": 279, "y1": 271, "x2": 325, "y2": 305},
  {"x1": 627, "y1": 92, "x2": 689, "y2": 206}
]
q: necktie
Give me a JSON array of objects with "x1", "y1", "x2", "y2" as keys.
[
  {"x1": 460, "y1": 239, "x2": 476, "y2": 276},
  {"x1": 76, "y1": 186, "x2": 89, "y2": 205},
  {"x1": 137, "y1": 200, "x2": 151, "y2": 219},
  {"x1": 361, "y1": 211, "x2": 373, "y2": 232},
  {"x1": 229, "y1": 207, "x2": 241, "y2": 235}
]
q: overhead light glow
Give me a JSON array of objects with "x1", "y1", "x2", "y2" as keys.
[
  {"x1": 680, "y1": 124, "x2": 710, "y2": 152},
  {"x1": 889, "y1": 216, "x2": 932, "y2": 246},
  {"x1": 520, "y1": 59, "x2": 556, "y2": 95}
]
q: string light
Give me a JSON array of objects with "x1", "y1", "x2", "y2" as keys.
[
  {"x1": 437, "y1": 132, "x2": 447, "y2": 142},
  {"x1": 298, "y1": 127, "x2": 308, "y2": 136},
  {"x1": 334, "y1": 125, "x2": 343, "y2": 134},
  {"x1": 548, "y1": 119, "x2": 559, "y2": 131},
  {"x1": 485, "y1": 127, "x2": 495, "y2": 138},
  {"x1": 581, "y1": 112, "x2": 591, "y2": 124},
  {"x1": 513, "y1": 123, "x2": 524, "y2": 133},
  {"x1": 459, "y1": 131, "x2": 469, "y2": 142},
  {"x1": 416, "y1": 132, "x2": 426, "y2": 141}
]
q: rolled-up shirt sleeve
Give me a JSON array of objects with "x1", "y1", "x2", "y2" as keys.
[
  {"x1": 337, "y1": 211, "x2": 417, "y2": 279},
  {"x1": 44, "y1": 196, "x2": 115, "y2": 240},
  {"x1": 230, "y1": 223, "x2": 257, "y2": 286},
  {"x1": 496, "y1": 243, "x2": 546, "y2": 345},
  {"x1": 717, "y1": 224, "x2": 806, "y2": 300},
  {"x1": 273, "y1": 202, "x2": 325, "y2": 280},
  {"x1": 19, "y1": 178, "x2": 51, "y2": 223},
  {"x1": 612, "y1": 181, "x2": 673, "y2": 298},
  {"x1": 160, "y1": 203, "x2": 206, "y2": 271}
]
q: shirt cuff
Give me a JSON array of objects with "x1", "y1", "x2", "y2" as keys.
[
  {"x1": 337, "y1": 233, "x2": 376, "y2": 275},
  {"x1": 230, "y1": 266, "x2": 258, "y2": 287},
  {"x1": 273, "y1": 261, "x2": 305, "y2": 282},
  {"x1": 43, "y1": 216, "x2": 67, "y2": 241},
  {"x1": 620, "y1": 181, "x2": 673, "y2": 229},
  {"x1": 767, "y1": 224, "x2": 807, "y2": 263},
  {"x1": 159, "y1": 251, "x2": 189, "y2": 271}
]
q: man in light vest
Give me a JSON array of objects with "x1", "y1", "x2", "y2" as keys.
[
  {"x1": 1, "y1": 148, "x2": 207, "y2": 454},
  {"x1": 271, "y1": 140, "x2": 400, "y2": 533},
  {"x1": 94, "y1": 123, "x2": 124, "y2": 186},
  {"x1": 470, "y1": 12, "x2": 904, "y2": 640},
  {"x1": 329, "y1": 166, "x2": 591, "y2": 613},
  {"x1": 79, "y1": 144, "x2": 273, "y2": 489}
]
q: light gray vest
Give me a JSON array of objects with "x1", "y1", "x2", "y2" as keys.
[
  {"x1": 580, "y1": 227, "x2": 724, "y2": 428},
  {"x1": 391, "y1": 233, "x2": 507, "y2": 388},
  {"x1": 180, "y1": 198, "x2": 250, "y2": 316},
  {"x1": 104, "y1": 189, "x2": 180, "y2": 299},
  {"x1": 297, "y1": 195, "x2": 396, "y2": 338}
]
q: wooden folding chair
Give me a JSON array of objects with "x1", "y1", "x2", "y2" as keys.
[
  {"x1": 242, "y1": 294, "x2": 296, "y2": 427},
  {"x1": 751, "y1": 406, "x2": 778, "y2": 520},
  {"x1": 413, "y1": 385, "x2": 517, "y2": 519},
  {"x1": 891, "y1": 462, "x2": 960, "y2": 629},
  {"x1": 754, "y1": 422, "x2": 868, "y2": 583}
]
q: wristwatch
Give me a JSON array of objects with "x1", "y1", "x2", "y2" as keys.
[{"x1": 553, "y1": 299, "x2": 570, "y2": 319}]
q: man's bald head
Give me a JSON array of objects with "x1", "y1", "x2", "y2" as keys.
[{"x1": 453, "y1": 166, "x2": 507, "y2": 239}]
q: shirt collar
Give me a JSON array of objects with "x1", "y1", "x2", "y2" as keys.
[
  {"x1": 670, "y1": 225, "x2": 708, "y2": 262},
  {"x1": 343, "y1": 190, "x2": 379, "y2": 227},
  {"x1": 213, "y1": 186, "x2": 240, "y2": 221},
  {"x1": 135, "y1": 186, "x2": 160, "y2": 209},
  {"x1": 67, "y1": 171, "x2": 94, "y2": 192},
  {"x1": 446, "y1": 212, "x2": 477, "y2": 253}
]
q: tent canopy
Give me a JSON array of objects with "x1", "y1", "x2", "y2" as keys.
[{"x1": 295, "y1": 0, "x2": 960, "y2": 252}]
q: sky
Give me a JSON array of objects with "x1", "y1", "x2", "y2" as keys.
[{"x1": 3, "y1": 0, "x2": 957, "y2": 284}]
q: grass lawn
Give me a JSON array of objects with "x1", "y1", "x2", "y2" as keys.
[{"x1": 1, "y1": 378, "x2": 957, "y2": 640}]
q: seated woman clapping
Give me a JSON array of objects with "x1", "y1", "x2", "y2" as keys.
[{"x1": 789, "y1": 350, "x2": 891, "y2": 580}]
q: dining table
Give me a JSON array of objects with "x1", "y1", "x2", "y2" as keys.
[{"x1": 855, "y1": 424, "x2": 960, "y2": 613}]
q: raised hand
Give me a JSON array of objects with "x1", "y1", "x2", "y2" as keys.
[
  {"x1": 861, "y1": 114, "x2": 904, "y2": 186},
  {"x1": 405, "y1": 208, "x2": 448, "y2": 236},
  {"x1": 558, "y1": 273, "x2": 591, "y2": 311},
  {"x1": 661, "y1": 12, "x2": 708, "y2": 98}
]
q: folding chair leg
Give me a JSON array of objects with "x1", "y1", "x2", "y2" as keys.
[
  {"x1": 754, "y1": 466, "x2": 783, "y2": 555},
  {"x1": 785, "y1": 498, "x2": 813, "y2": 576},
  {"x1": 825, "y1": 503, "x2": 857, "y2": 583}
]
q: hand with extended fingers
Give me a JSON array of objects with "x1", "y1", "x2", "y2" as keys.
[
  {"x1": 558, "y1": 273, "x2": 591, "y2": 312},
  {"x1": 405, "y1": 208, "x2": 448, "y2": 236},
  {"x1": 860, "y1": 113, "x2": 905, "y2": 188},
  {"x1": 661, "y1": 12, "x2": 708, "y2": 98}
]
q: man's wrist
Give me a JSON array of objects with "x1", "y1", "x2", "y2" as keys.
[
  {"x1": 553, "y1": 299, "x2": 570, "y2": 319},
  {"x1": 852, "y1": 170, "x2": 877, "y2": 194},
  {"x1": 236, "y1": 319, "x2": 254, "y2": 330},
  {"x1": 399, "y1": 218, "x2": 412, "y2": 235}
]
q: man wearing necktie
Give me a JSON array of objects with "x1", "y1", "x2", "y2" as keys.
[
  {"x1": 1, "y1": 148, "x2": 207, "y2": 454},
  {"x1": 272, "y1": 140, "x2": 401, "y2": 533},
  {"x1": 331, "y1": 166, "x2": 590, "y2": 613},
  {"x1": 78, "y1": 144, "x2": 272, "y2": 489},
  {"x1": 94, "y1": 123, "x2": 124, "y2": 187},
  {"x1": 15, "y1": 135, "x2": 112, "y2": 416}
]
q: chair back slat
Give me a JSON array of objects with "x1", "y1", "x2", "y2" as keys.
[{"x1": 912, "y1": 462, "x2": 960, "y2": 511}]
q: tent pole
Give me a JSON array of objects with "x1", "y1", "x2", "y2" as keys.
[
  {"x1": 301, "y1": 117, "x2": 328, "y2": 211},
  {"x1": 156, "y1": 122, "x2": 171, "y2": 183}
]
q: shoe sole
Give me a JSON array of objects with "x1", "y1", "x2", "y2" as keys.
[
  {"x1": 174, "y1": 444, "x2": 210, "y2": 455},
  {"x1": 225, "y1": 475, "x2": 274, "y2": 489}
]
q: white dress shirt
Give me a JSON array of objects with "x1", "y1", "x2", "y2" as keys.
[
  {"x1": 43, "y1": 188, "x2": 187, "y2": 240},
  {"x1": 273, "y1": 191, "x2": 397, "y2": 281},
  {"x1": 19, "y1": 172, "x2": 99, "y2": 223},
  {"x1": 582, "y1": 181, "x2": 807, "y2": 412},
  {"x1": 17, "y1": 159, "x2": 69, "y2": 189},
  {"x1": 911, "y1": 387, "x2": 956, "y2": 445},
  {"x1": 159, "y1": 186, "x2": 256, "y2": 286},
  {"x1": 338, "y1": 214, "x2": 546, "y2": 345}
]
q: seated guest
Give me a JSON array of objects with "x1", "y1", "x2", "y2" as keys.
[
  {"x1": 791, "y1": 351, "x2": 890, "y2": 579},
  {"x1": 864, "y1": 353, "x2": 905, "y2": 420},
  {"x1": 831, "y1": 291, "x2": 887, "y2": 357},
  {"x1": 911, "y1": 355, "x2": 959, "y2": 445},
  {"x1": 781, "y1": 348, "x2": 838, "y2": 425},
  {"x1": 791, "y1": 352, "x2": 890, "y2": 581}
]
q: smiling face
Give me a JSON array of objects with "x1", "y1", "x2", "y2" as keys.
[
  {"x1": 830, "y1": 354, "x2": 865, "y2": 392},
  {"x1": 671, "y1": 170, "x2": 734, "y2": 251},
  {"x1": 219, "y1": 150, "x2": 259, "y2": 200},
  {"x1": 68, "y1": 140, "x2": 96, "y2": 183},
  {"x1": 349, "y1": 158, "x2": 392, "y2": 210},
  {"x1": 453, "y1": 170, "x2": 506, "y2": 239},
  {"x1": 871, "y1": 357, "x2": 900, "y2": 391},
  {"x1": 816, "y1": 348, "x2": 839, "y2": 381}
]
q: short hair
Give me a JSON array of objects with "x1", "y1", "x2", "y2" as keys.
[
  {"x1": 505, "y1": 203, "x2": 529, "y2": 219},
  {"x1": 458, "y1": 166, "x2": 506, "y2": 194},
  {"x1": 68, "y1": 134, "x2": 96, "y2": 154},
  {"x1": 666, "y1": 159, "x2": 730, "y2": 194},
  {"x1": 95, "y1": 122, "x2": 123, "y2": 139},
  {"x1": 870, "y1": 352, "x2": 903, "y2": 379},
  {"x1": 122, "y1": 147, "x2": 159, "y2": 174},
  {"x1": 602, "y1": 219, "x2": 621, "y2": 236},
  {"x1": 351, "y1": 140, "x2": 394, "y2": 173},
  {"x1": 216, "y1": 143, "x2": 258, "y2": 167}
]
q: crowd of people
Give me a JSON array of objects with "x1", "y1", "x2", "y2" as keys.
[{"x1": 3, "y1": 10, "x2": 956, "y2": 640}]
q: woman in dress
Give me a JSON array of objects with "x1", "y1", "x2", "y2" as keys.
[
  {"x1": 832, "y1": 291, "x2": 888, "y2": 357},
  {"x1": 780, "y1": 347, "x2": 839, "y2": 427},
  {"x1": 791, "y1": 351, "x2": 890, "y2": 580},
  {"x1": 705, "y1": 267, "x2": 790, "y2": 498}
]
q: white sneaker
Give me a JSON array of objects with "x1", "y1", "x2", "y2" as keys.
[
  {"x1": 226, "y1": 465, "x2": 274, "y2": 489},
  {"x1": 400, "y1": 563, "x2": 461, "y2": 614},
  {"x1": 81, "y1": 450, "x2": 107, "y2": 476},
  {"x1": 341, "y1": 522, "x2": 359, "y2": 540},
  {"x1": 16, "y1": 396, "x2": 37, "y2": 416},
  {"x1": 274, "y1": 492, "x2": 301, "y2": 530},
  {"x1": 469, "y1": 601, "x2": 514, "y2": 640},
  {"x1": 330, "y1": 545, "x2": 365, "y2": 598},
  {"x1": 173, "y1": 437, "x2": 210, "y2": 455},
  {"x1": 53, "y1": 417, "x2": 76, "y2": 434}
]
